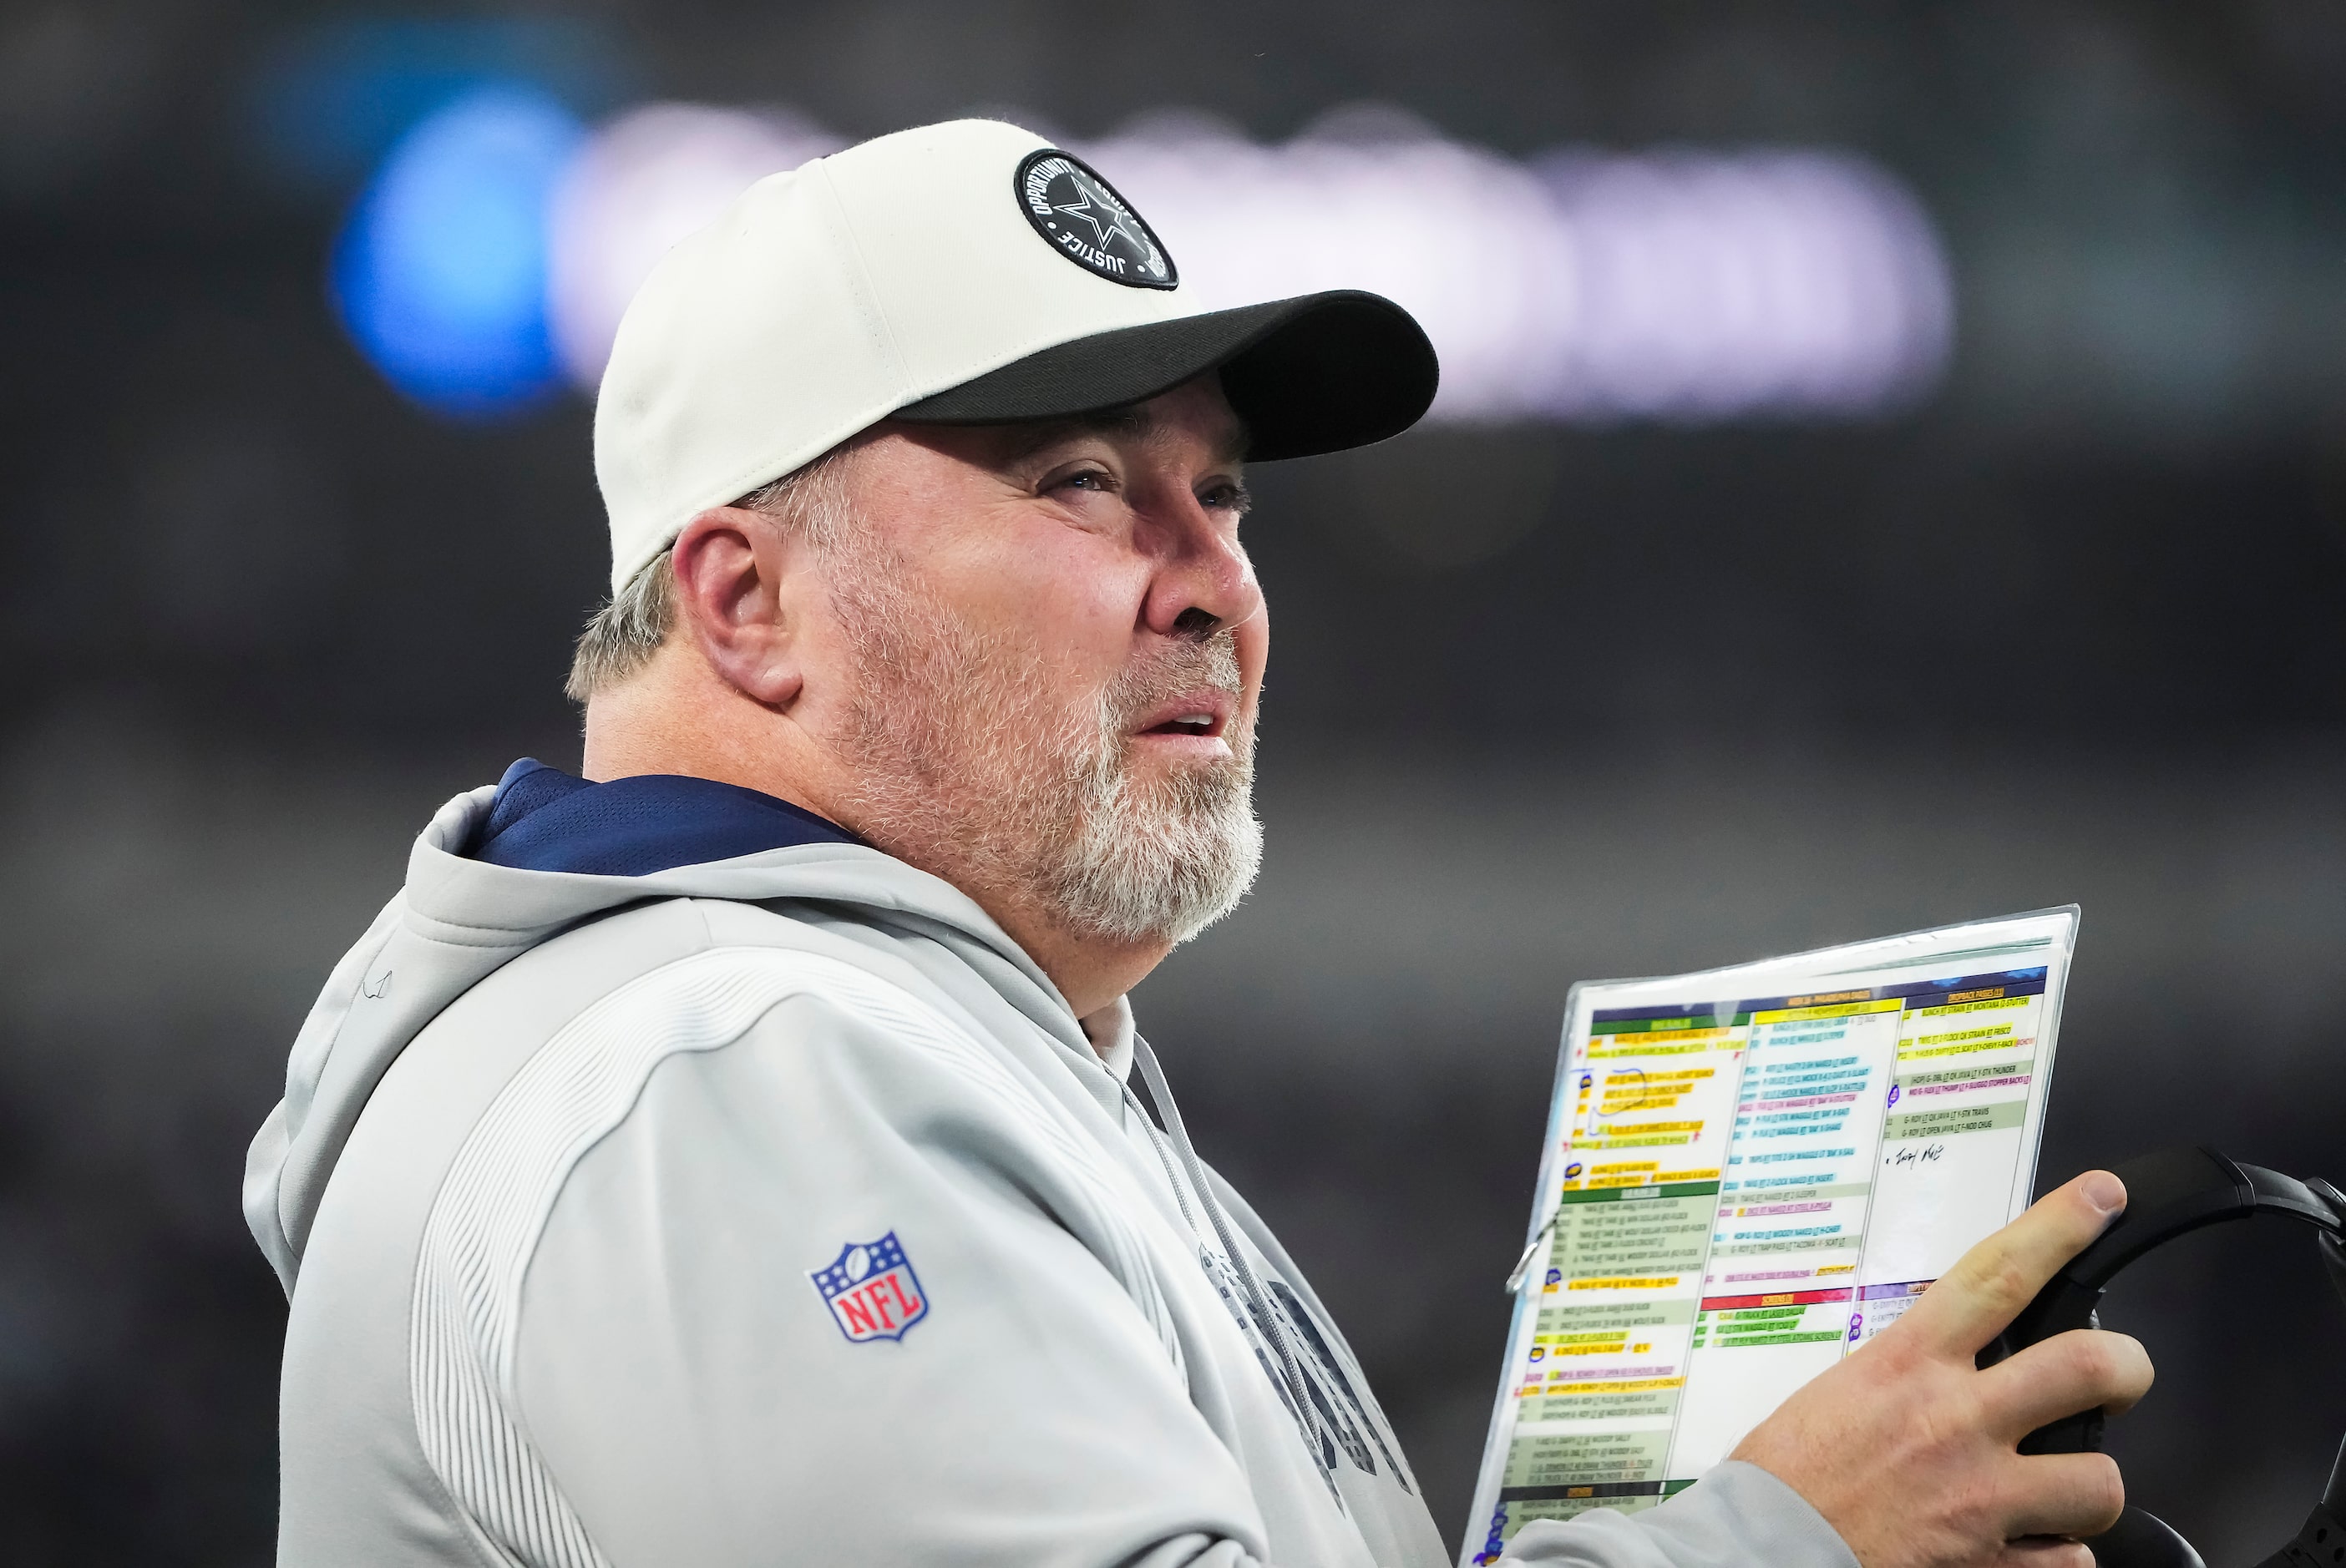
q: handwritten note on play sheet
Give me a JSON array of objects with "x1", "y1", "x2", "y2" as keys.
[{"x1": 1462, "y1": 909, "x2": 2078, "y2": 1566}]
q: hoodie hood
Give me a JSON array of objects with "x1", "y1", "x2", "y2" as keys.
[{"x1": 244, "y1": 776, "x2": 1096, "y2": 1293}]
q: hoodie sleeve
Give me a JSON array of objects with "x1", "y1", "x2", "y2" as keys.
[
  {"x1": 448, "y1": 971, "x2": 1279, "y2": 1568},
  {"x1": 1497, "y1": 1463, "x2": 1860, "y2": 1568}
]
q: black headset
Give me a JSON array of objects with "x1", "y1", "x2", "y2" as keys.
[{"x1": 1981, "y1": 1147, "x2": 2346, "y2": 1568}]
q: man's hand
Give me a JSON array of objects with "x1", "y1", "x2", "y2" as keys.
[{"x1": 1730, "y1": 1171, "x2": 2155, "y2": 1568}]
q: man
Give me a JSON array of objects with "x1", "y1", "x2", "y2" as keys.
[{"x1": 246, "y1": 119, "x2": 2149, "y2": 1567}]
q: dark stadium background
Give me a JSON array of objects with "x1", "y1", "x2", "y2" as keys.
[{"x1": 5, "y1": 3, "x2": 2345, "y2": 1560}]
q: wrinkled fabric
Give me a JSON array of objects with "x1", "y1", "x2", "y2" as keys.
[{"x1": 249, "y1": 781, "x2": 1854, "y2": 1568}]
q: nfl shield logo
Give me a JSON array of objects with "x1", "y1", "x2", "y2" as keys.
[{"x1": 808, "y1": 1232, "x2": 930, "y2": 1343}]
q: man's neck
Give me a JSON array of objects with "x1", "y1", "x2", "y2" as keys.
[
  {"x1": 961, "y1": 888, "x2": 1168, "y2": 1020},
  {"x1": 584, "y1": 675, "x2": 1167, "y2": 1024}
]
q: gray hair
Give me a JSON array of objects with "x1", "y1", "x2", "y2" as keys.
[{"x1": 565, "y1": 448, "x2": 855, "y2": 702}]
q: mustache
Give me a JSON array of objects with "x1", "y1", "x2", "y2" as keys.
[{"x1": 1102, "y1": 632, "x2": 1245, "y2": 729}]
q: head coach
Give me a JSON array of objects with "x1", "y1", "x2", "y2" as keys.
[{"x1": 245, "y1": 119, "x2": 2151, "y2": 1568}]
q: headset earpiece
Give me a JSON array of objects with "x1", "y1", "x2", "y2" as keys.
[{"x1": 1985, "y1": 1149, "x2": 2346, "y2": 1568}]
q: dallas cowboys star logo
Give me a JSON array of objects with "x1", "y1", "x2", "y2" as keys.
[
  {"x1": 1052, "y1": 186, "x2": 1146, "y2": 254},
  {"x1": 1014, "y1": 148, "x2": 1178, "y2": 291}
]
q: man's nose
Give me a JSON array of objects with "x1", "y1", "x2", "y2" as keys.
[{"x1": 1142, "y1": 508, "x2": 1262, "y2": 641}]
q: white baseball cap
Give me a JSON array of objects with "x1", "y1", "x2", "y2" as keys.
[{"x1": 593, "y1": 117, "x2": 1439, "y2": 593}]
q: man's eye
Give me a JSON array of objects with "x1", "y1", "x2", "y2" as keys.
[{"x1": 1059, "y1": 470, "x2": 1114, "y2": 494}]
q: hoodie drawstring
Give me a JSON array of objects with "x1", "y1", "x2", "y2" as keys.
[{"x1": 1128, "y1": 1032, "x2": 1330, "y2": 1464}]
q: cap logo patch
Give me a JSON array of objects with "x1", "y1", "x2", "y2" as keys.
[{"x1": 1014, "y1": 149, "x2": 1178, "y2": 291}]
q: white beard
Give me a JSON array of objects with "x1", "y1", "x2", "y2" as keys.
[{"x1": 826, "y1": 551, "x2": 1262, "y2": 948}]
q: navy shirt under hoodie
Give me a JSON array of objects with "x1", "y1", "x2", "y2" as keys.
[{"x1": 466, "y1": 758, "x2": 859, "y2": 875}]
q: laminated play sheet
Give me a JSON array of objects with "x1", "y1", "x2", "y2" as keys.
[{"x1": 1462, "y1": 908, "x2": 2079, "y2": 1566}]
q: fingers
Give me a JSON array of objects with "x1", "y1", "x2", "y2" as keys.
[
  {"x1": 1981, "y1": 1330, "x2": 2156, "y2": 1437},
  {"x1": 1999, "y1": 1451, "x2": 2126, "y2": 1540},
  {"x1": 1902, "y1": 1171, "x2": 2127, "y2": 1355}
]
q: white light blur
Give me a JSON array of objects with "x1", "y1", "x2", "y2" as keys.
[
  {"x1": 547, "y1": 104, "x2": 1953, "y2": 422},
  {"x1": 1533, "y1": 149, "x2": 1952, "y2": 419},
  {"x1": 1088, "y1": 119, "x2": 1580, "y2": 422}
]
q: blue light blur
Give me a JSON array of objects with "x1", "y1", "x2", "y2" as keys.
[{"x1": 330, "y1": 84, "x2": 585, "y2": 419}]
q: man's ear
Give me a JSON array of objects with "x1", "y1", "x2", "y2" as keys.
[{"x1": 668, "y1": 506, "x2": 806, "y2": 709}]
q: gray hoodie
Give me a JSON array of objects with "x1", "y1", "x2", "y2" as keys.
[{"x1": 245, "y1": 781, "x2": 1857, "y2": 1568}]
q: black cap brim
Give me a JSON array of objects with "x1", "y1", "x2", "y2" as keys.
[{"x1": 892, "y1": 290, "x2": 1439, "y2": 461}]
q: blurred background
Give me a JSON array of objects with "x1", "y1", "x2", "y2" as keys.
[{"x1": 5, "y1": 1, "x2": 2346, "y2": 1560}]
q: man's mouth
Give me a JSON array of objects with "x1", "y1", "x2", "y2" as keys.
[{"x1": 1133, "y1": 693, "x2": 1234, "y2": 741}]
